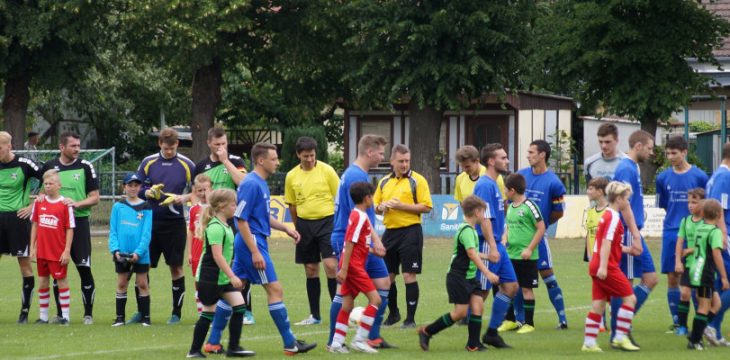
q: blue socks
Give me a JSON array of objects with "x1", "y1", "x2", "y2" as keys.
[
  {"x1": 667, "y1": 287, "x2": 680, "y2": 325},
  {"x1": 328, "y1": 294, "x2": 343, "y2": 346},
  {"x1": 269, "y1": 302, "x2": 296, "y2": 348},
  {"x1": 610, "y1": 296, "x2": 621, "y2": 341},
  {"x1": 489, "y1": 292, "x2": 513, "y2": 330},
  {"x1": 513, "y1": 289, "x2": 525, "y2": 323},
  {"x1": 544, "y1": 275, "x2": 567, "y2": 324},
  {"x1": 634, "y1": 283, "x2": 652, "y2": 313},
  {"x1": 368, "y1": 289, "x2": 389, "y2": 341},
  {"x1": 208, "y1": 300, "x2": 233, "y2": 345}
]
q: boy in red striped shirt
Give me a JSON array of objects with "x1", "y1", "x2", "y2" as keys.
[
  {"x1": 31, "y1": 170, "x2": 75, "y2": 325},
  {"x1": 330, "y1": 182, "x2": 382, "y2": 354}
]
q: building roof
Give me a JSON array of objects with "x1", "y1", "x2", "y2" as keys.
[{"x1": 704, "y1": 0, "x2": 730, "y2": 57}]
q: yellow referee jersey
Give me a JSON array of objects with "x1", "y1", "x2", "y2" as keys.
[
  {"x1": 584, "y1": 205, "x2": 607, "y2": 260},
  {"x1": 453, "y1": 165, "x2": 506, "y2": 201},
  {"x1": 284, "y1": 161, "x2": 340, "y2": 220},
  {"x1": 374, "y1": 170, "x2": 433, "y2": 229}
]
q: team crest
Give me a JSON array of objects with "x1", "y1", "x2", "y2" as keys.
[
  {"x1": 222, "y1": 168, "x2": 228, "y2": 175},
  {"x1": 137, "y1": 212, "x2": 144, "y2": 220},
  {"x1": 518, "y1": 208, "x2": 525, "y2": 217},
  {"x1": 73, "y1": 173, "x2": 81, "y2": 181},
  {"x1": 10, "y1": 172, "x2": 17, "y2": 180}
]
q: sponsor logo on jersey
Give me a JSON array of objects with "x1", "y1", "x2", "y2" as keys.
[{"x1": 39, "y1": 215, "x2": 60, "y2": 228}]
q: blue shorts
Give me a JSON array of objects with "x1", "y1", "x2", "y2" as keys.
[
  {"x1": 538, "y1": 236, "x2": 553, "y2": 271},
  {"x1": 620, "y1": 232, "x2": 656, "y2": 280},
  {"x1": 661, "y1": 229, "x2": 679, "y2": 274},
  {"x1": 477, "y1": 237, "x2": 517, "y2": 290},
  {"x1": 334, "y1": 248, "x2": 390, "y2": 280},
  {"x1": 232, "y1": 235, "x2": 278, "y2": 285}
]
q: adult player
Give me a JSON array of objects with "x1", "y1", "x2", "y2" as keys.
[
  {"x1": 328, "y1": 134, "x2": 393, "y2": 350},
  {"x1": 284, "y1": 136, "x2": 340, "y2": 326},
  {"x1": 454, "y1": 145, "x2": 507, "y2": 203},
  {"x1": 136, "y1": 127, "x2": 195, "y2": 324},
  {"x1": 192, "y1": 127, "x2": 252, "y2": 334},
  {"x1": 232, "y1": 142, "x2": 316, "y2": 355},
  {"x1": 40, "y1": 131, "x2": 99, "y2": 325},
  {"x1": 610, "y1": 129, "x2": 658, "y2": 345},
  {"x1": 473, "y1": 143, "x2": 518, "y2": 348},
  {"x1": 0, "y1": 131, "x2": 40, "y2": 324},
  {"x1": 375, "y1": 144, "x2": 433, "y2": 329},
  {"x1": 516, "y1": 140, "x2": 568, "y2": 329},
  {"x1": 584, "y1": 123, "x2": 627, "y2": 182},
  {"x1": 655, "y1": 135, "x2": 707, "y2": 331},
  {"x1": 705, "y1": 142, "x2": 730, "y2": 342}
]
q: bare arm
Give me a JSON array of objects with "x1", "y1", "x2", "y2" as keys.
[
  {"x1": 60, "y1": 228, "x2": 73, "y2": 265},
  {"x1": 237, "y1": 219, "x2": 265, "y2": 270},
  {"x1": 288, "y1": 205, "x2": 298, "y2": 226},
  {"x1": 73, "y1": 190, "x2": 100, "y2": 209},
  {"x1": 549, "y1": 211, "x2": 563, "y2": 225},
  {"x1": 467, "y1": 247, "x2": 498, "y2": 284},
  {"x1": 337, "y1": 241, "x2": 354, "y2": 283},
  {"x1": 675, "y1": 236, "x2": 685, "y2": 273},
  {"x1": 596, "y1": 234, "x2": 611, "y2": 279},
  {"x1": 522, "y1": 220, "x2": 546, "y2": 260},
  {"x1": 713, "y1": 248, "x2": 729, "y2": 291},
  {"x1": 620, "y1": 206, "x2": 643, "y2": 255},
  {"x1": 211, "y1": 244, "x2": 242, "y2": 289},
  {"x1": 479, "y1": 216, "x2": 499, "y2": 262},
  {"x1": 30, "y1": 223, "x2": 38, "y2": 259}
]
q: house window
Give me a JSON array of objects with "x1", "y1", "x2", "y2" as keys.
[{"x1": 359, "y1": 118, "x2": 392, "y2": 161}]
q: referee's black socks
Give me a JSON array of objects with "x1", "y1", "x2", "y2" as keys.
[
  {"x1": 327, "y1": 277, "x2": 337, "y2": 301},
  {"x1": 405, "y1": 282, "x2": 419, "y2": 322},
  {"x1": 306, "y1": 277, "x2": 321, "y2": 320},
  {"x1": 172, "y1": 277, "x2": 185, "y2": 317}
]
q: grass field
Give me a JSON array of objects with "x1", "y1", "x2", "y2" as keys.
[{"x1": 0, "y1": 236, "x2": 728, "y2": 359}]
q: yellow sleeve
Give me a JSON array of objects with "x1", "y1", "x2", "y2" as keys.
[
  {"x1": 373, "y1": 178, "x2": 384, "y2": 206},
  {"x1": 496, "y1": 174, "x2": 506, "y2": 200},
  {"x1": 454, "y1": 174, "x2": 463, "y2": 202},
  {"x1": 325, "y1": 165, "x2": 340, "y2": 198},
  {"x1": 416, "y1": 175, "x2": 433, "y2": 208},
  {"x1": 284, "y1": 170, "x2": 296, "y2": 205}
]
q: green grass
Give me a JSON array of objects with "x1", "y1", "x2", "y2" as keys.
[{"x1": 0, "y1": 236, "x2": 727, "y2": 359}]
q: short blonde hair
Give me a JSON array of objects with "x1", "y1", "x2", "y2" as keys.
[
  {"x1": 43, "y1": 169, "x2": 60, "y2": 182},
  {"x1": 0, "y1": 131, "x2": 11, "y2": 145},
  {"x1": 357, "y1": 134, "x2": 387, "y2": 156},
  {"x1": 194, "y1": 173, "x2": 212, "y2": 187},
  {"x1": 606, "y1": 181, "x2": 632, "y2": 203}
]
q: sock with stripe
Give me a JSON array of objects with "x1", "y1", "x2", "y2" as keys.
[
  {"x1": 306, "y1": 277, "x2": 321, "y2": 320},
  {"x1": 424, "y1": 313, "x2": 455, "y2": 336},
  {"x1": 21, "y1": 276, "x2": 34, "y2": 314},
  {"x1": 678, "y1": 300, "x2": 690, "y2": 328},
  {"x1": 39, "y1": 287, "x2": 50, "y2": 322},
  {"x1": 328, "y1": 294, "x2": 343, "y2": 346},
  {"x1": 269, "y1": 301, "x2": 296, "y2": 348},
  {"x1": 667, "y1": 287, "x2": 680, "y2": 325},
  {"x1": 116, "y1": 292, "x2": 127, "y2": 319},
  {"x1": 633, "y1": 283, "x2": 652, "y2": 314},
  {"x1": 207, "y1": 300, "x2": 232, "y2": 345},
  {"x1": 77, "y1": 266, "x2": 95, "y2": 317},
  {"x1": 171, "y1": 277, "x2": 185, "y2": 318},
  {"x1": 583, "y1": 311, "x2": 602, "y2": 346},
  {"x1": 332, "y1": 309, "x2": 350, "y2": 347},
  {"x1": 368, "y1": 289, "x2": 389, "y2": 341},
  {"x1": 327, "y1": 278, "x2": 337, "y2": 301},
  {"x1": 514, "y1": 289, "x2": 526, "y2": 323},
  {"x1": 190, "y1": 311, "x2": 214, "y2": 354},
  {"x1": 355, "y1": 304, "x2": 379, "y2": 341},
  {"x1": 467, "y1": 313, "x2": 483, "y2": 348},
  {"x1": 690, "y1": 313, "x2": 708, "y2": 343},
  {"x1": 228, "y1": 305, "x2": 246, "y2": 350},
  {"x1": 243, "y1": 282, "x2": 252, "y2": 312},
  {"x1": 524, "y1": 299, "x2": 535, "y2": 326},
  {"x1": 609, "y1": 297, "x2": 621, "y2": 341},
  {"x1": 59, "y1": 287, "x2": 71, "y2": 320},
  {"x1": 614, "y1": 304, "x2": 635, "y2": 342},
  {"x1": 139, "y1": 295, "x2": 150, "y2": 322},
  {"x1": 388, "y1": 282, "x2": 399, "y2": 316},
  {"x1": 488, "y1": 292, "x2": 513, "y2": 331},
  {"x1": 710, "y1": 290, "x2": 730, "y2": 337},
  {"x1": 405, "y1": 282, "x2": 419, "y2": 322},
  {"x1": 544, "y1": 275, "x2": 567, "y2": 324}
]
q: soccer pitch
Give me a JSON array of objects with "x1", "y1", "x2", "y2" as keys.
[{"x1": 0, "y1": 236, "x2": 727, "y2": 359}]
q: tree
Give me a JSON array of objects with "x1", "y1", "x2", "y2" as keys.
[
  {"x1": 0, "y1": 1, "x2": 110, "y2": 148},
  {"x1": 533, "y1": 0, "x2": 729, "y2": 138},
  {"x1": 337, "y1": 1, "x2": 535, "y2": 192}
]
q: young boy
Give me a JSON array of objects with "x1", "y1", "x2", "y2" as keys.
[
  {"x1": 582, "y1": 181, "x2": 638, "y2": 352},
  {"x1": 585, "y1": 177, "x2": 609, "y2": 262},
  {"x1": 31, "y1": 170, "x2": 75, "y2": 325},
  {"x1": 686, "y1": 199, "x2": 729, "y2": 350},
  {"x1": 674, "y1": 188, "x2": 705, "y2": 335},
  {"x1": 417, "y1": 195, "x2": 499, "y2": 351},
  {"x1": 188, "y1": 174, "x2": 212, "y2": 314},
  {"x1": 330, "y1": 182, "x2": 382, "y2": 354},
  {"x1": 503, "y1": 173, "x2": 546, "y2": 334},
  {"x1": 109, "y1": 173, "x2": 153, "y2": 326}
]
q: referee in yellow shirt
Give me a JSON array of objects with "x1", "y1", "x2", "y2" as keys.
[
  {"x1": 454, "y1": 145, "x2": 506, "y2": 202},
  {"x1": 284, "y1": 137, "x2": 340, "y2": 325},
  {"x1": 375, "y1": 144, "x2": 433, "y2": 328}
]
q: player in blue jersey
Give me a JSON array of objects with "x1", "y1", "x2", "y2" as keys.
[
  {"x1": 328, "y1": 134, "x2": 392, "y2": 350},
  {"x1": 515, "y1": 140, "x2": 568, "y2": 329},
  {"x1": 609, "y1": 129, "x2": 657, "y2": 346},
  {"x1": 655, "y1": 136, "x2": 708, "y2": 332},
  {"x1": 706, "y1": 142, "x2": 730, "y2": 345},
  {"x1": 231, "y1": 143, "x2": 316, "y2": 355},
  {"x1": 473, "y1": 144, "x2": 518, "y2": 349},
  {"x1": 135, "y1": 127, "x2": 195, "y2": 324}
]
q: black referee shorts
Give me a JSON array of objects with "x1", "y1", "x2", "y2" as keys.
[
  {"x1": 71, "y1": 217, "x2": 92, "y2": 267},
  {"x1": 383, "y1": 224, "x2": 423, "y2": 274},
  {"x1": 0, "y1": 211, "x2": 31, "y2": 257},
  {"x1": 150, "y1": 218, "x2": 187, "y2": 268},
  {"x1": 295, "y1": 216, "x2": 336, "y2": 264}
]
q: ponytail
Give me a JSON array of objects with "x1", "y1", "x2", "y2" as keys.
[{"x1": 195, "y1": 188, "x2": 237, "y2": 239}]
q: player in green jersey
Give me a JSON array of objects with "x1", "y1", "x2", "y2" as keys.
[{"x1": 674, "y1": 188, "x2": 705, "y2": 335}]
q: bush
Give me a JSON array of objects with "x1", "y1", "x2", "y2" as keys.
[{"x1": 280, "y1": 126, "x2": 329, "y2": 172}]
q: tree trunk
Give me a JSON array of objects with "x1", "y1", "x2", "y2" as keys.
[
  {"x1": 639, "y1": 118, "x2": 659, "y2": 191},
  {"x1": 2, "y1": 70, "x2": 32, "y2": 149},
  {"x1": 408, "y1": 101, "x2": 443, "y2": 194},
  {"x1": 190, "y1": 59, "x2": 222, "y2": 162}
]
